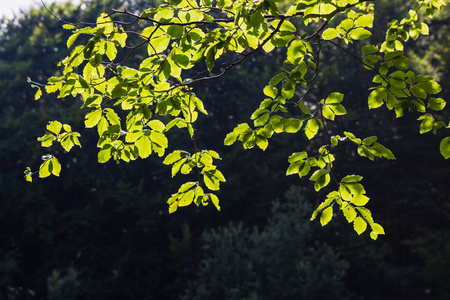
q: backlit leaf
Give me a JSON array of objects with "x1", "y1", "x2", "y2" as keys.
[
  {"x1": 440, "y1": 137, "x2": 450, "y2": 159},
  {"x1": 320, "y1": 206, "x2": 333, "y2": 226},
  {"x1": 349, "y1": 28, "x2": 372, "y2": 40},
  {"x1": 353, "y1": 217, "x2": 367, "y2": 235}
]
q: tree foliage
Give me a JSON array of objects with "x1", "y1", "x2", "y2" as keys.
[
  {"x1": 26, "y1": 0, "x2": 448, "y2": 239},
  {"x1": 182, "y1": 187, "x2": 349, "y2": 300}
]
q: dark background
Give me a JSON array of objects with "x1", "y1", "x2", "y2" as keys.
[{"x1": 0, "y1": 0, "x2": 449, "y2": 299}]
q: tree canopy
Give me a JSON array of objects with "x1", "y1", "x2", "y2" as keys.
[{"x1": 25, "y1": 0, "x2": 448, "y2": 239}]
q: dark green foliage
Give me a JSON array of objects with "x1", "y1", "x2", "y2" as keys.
[{"x1": 182, "y1": 187, "x2": 350, "y2": 300}]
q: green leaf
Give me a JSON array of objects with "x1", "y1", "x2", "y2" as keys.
[
  {"x1": 171, "y1": 158, "x2": 187, "y2": 177},
  {"x1": 411, "y1": 85, "x2": 427, "y2": 99},
  {"x1": 47, "y1": 121, "x2": 62, "y2": 134},
  {"x1": 368, "y1": 88, "x2": 386, "y2": 109},
  {"x1": 263, "y1": 85, "x2": 278, "y2": 98},
  {"x1": 305, "y1": 119, "x2": 319, "y2": 140},
  {"x1": 341, "y1": 175, "x2": 363, "y2": 183},
  {"x1": 362, "y1": 45, "x2": 378, "y2": 55},
  {"x1": 355, "y1": 14, "x2": 374, "y2": 28},
  {"x1": 322, "y1": 105, "x2": 335, "y2": 120},
  {"x1": 310, "y1": 169, "x2": 330, "y2": 191},
  {"x1": 325, "y1": 92, "x2": 343, "y2": 104},
  {"x1": 167, "y1": 25, "x2": 183, "y2": 38},
  {"x1": 428, "y1": 98, "x2": 446, "y2": 111},
  {"x1": 362, "y1": 136, "x2": 377, "y2": 146},
  {"x1": 98, "y1": 145, "x2": 112, "y2": 163},
  {"x1": 67, "y1": 33, "x2": 80, "y2": 49},
  {"x1": 349, "y1": 28, "x2": 372, "y2": 40},
  {"x1": 370, "y1": 231, "x2": 378, "y2": 240},
  {"x1": 63, "y1": 24, "x2": 76, "y2": 30},
  {"x1": 39, "y1": 160, "x2": 51, "y2": 178},
  {"x1": 105, "y1": 108, "x2": 120, "y2": 126},
  {"x1": 38, "y1": 132, "x2": 56, "y2": 147},
  {"x1": 148, "y1": 120, "x2": 166, "y2": 132},
  {"x1": 209, "y1": 193, "x2": 221, "y2": 211},
  {"x1": 440, "y1": 137, "x2": 450, "y2": 159},
  {"x1": 322, "y1": 28, "x2": 339, "y2": 40},
  {"x1": 353, "y1": 217, "x2": 367, "y2": 235},
  {"x1": 50, "y1": 157, "x2": 61, "y2": 176},
  {"x1": 251, "y1": 108, "x2": 270, "y2": 127},
  {"x1": 320, "y1": 206, "x2": 333, "y2": 226},
  {"x1": 204, "y1": 173, "x2": 219, "y2": 191},
  {"x1": 205, "y1": 47, "x2": 215, "y2": 73},
  {"x1": 105, "y1": 41, "x2": 117, "y2": 61},
  {"x1": 136, "y1": 136, "x2": 152, "y2": 158},
  {"x1": 351, "y1": 194, "x2": 370, "y2": 206},
  {"x1": 179, "y1": 189, "x2": 195, "y2": 207},
  {"x1": 416, "y1": 22, "x2": 429, "y2": 35},
  {"x1": 416, "y1": 81, "x2": 442, "y2": 94},
  {"x1": 356, "y1": 207, "x2": 374, "y2": 223},
  {"x1": 178, "y1": 182, "x2": 196, "y2": 193},
  {"x1": 34, "y1": 88, "x2": 42, "y2": 100},
  {"x1": 85, "y1": 109, "x2": 102, "y2": 128},
  {"x1": 342, "y1": 205, "x2": 357, "y2": 223},
  {"x1": 163, "y1": 150, "x2": 184, "y2": 165},
  {"x1": 370, "y1": 223, "x2": 385, "y2": 235},
  {"x1": 269, "y1": 72, "x2": 287, "y2": 86},
  {"x1": 283, "y1": 118, "x2": 302, "y2": 133},
  {"x1": 418, "y1": 114, "x2": 434, "y2": 134},
  {"x1": 150, "y1": 131, "x2": 168, "y2": 149},
  {"x1": 256, "y1": 136, "x2": 268, "y2": 150},
  {"x1": 224, "y1": 132, "x2": 238, "y2": 146}
]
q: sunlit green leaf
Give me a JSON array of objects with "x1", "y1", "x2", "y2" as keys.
[
  {"x1": 353, "y1": 217, "x2": 367, "y2": 235},
  {"x1": 440, "y1": 137, "x2": 450, "y2": 159},
  {"x1": 322, "y1": 28, "x2": 339, "y2": 40},
  {"x1": 320, "y1": 206, "x2": 333, "y2": 226},
  {"x1": 349, "y1": 28, "x2": 372, "y2": 40}
]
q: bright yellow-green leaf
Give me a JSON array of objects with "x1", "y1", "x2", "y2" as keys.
[
  {"x1": 349, "y1": 28, "x2": 372, "y2": 40},
  {"x1": 416, "y1": 81, "x2": 442, "y2": 94},
  {"x1": 440, "y1": 137, "x2": 450, "y2": 159},
  {"x1": 35, "y1": 88, "x2": 42, "y2": 100},
  {"x1": 283, "y1": 118, "x2": 302, "y2": 133},
  {"x1": 39, "y1": 160, "x2": 51, "y2": 178},
  {"x1": 179, "y1": 189, "x2": 195, "y2": 207},
  {"x1": 256, "y1": 136, "x2": 268, "y2": 150},
  {"x1": 351, "y1": 194, "x2": 370, "y2": 206},
  {"x1": 98, "y1": 145, "x2": 112, "y2": 163},
  {"x1": 150, "y1": 131, "x2": 168, "y2": 149},
  {"x1": 342, "y1": 205, "x2": 357, "y2": 223},
  {"x1": 47, "y1": 121, "x2": 62, "y2": 134},
  {"x1": 204, "y1": 173, "x2": 219, "y2": 191},
  {"x1": 370, "y1": 223, "x2": 385, "y2": 235},
  {"x1": 105, "y1": 108, "x2": 120, "y2": 125},
  {"x1": 322, "y1": 28, "x2": 340, "y2": 40},
  {"x1": 322, "y1": 105, "x2": 335, "y2": 120},
  {"x1": 320, "y1": 206, "x2": 333, "y2": 226},
  {"x1": 85, "y1": 109, "x2": 102, "y2": 128},
  {"x1": 148, "y1": 35, "x2": 170, "y2": 55},
  {"x1": 136, "y1": 136, "x2": 152, "y2": 158},
  {"x1": 305, "y1": 119, "x2": 319, "y2": 139},
  {"x1": 355, "y1": 14, "x2": 374, "y2": 28},
  {"x1": 342, "y1": 175, "x2": 363, "y2": 183},
  {"x1": 428, "y1": 98, "x2": 446, "y2": 111},
  {"x1": 368, "y1": 88, "x2": 386, "y2": 109},
  {"x1": 209, "y1": 193, "x2": 221, "y2": 211},
  {"x1": 168, "y1": 200, "x2": 178, "y2": 213},
  {"x1": 353, "y1": 217, "x2": 367, "y2": 235},
  {"x1": 263, "y1": 85, "x2": 278, "y2": 98},
  {"x1": 50, "y1": 157, "x2": 61, "y2": 176}
]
